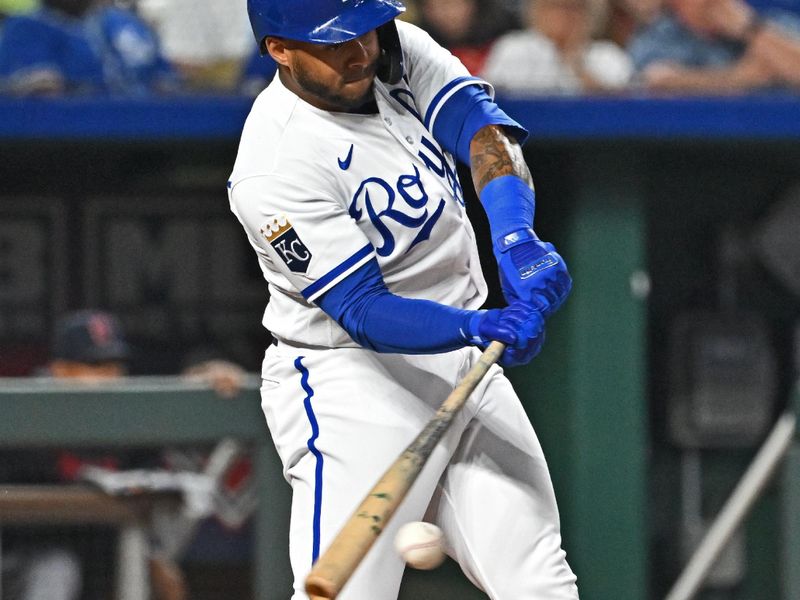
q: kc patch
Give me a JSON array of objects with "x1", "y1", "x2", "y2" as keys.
[{"x1": 260, "y1": 216, "x2": 312, "y2": 274}]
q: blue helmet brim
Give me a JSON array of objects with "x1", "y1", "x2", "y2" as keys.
[{"x1": 304, "y1": 3, "x2": 405, "y2": 43}]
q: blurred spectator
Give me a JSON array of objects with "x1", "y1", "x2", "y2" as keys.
[
  {"x1": 46, "y1": 309, "x2": 130, "y2": 379},
  {"x1": 603, "y1": 0, "x2": 662, "y2": 47},
  {"x1": 2, "y1": 310, "x2": 253, "y2": 600},
  {"x1": 44, "y1": 308, "x2": 248, "y2": 398},
  {"x1": 398, "y1": 0, "x2": 420, "y2": 24},
  {"x1": 482, "y1": 0, "x2": 633, "y2": 94},
  {"x1": 417, "y1": 0, "x2": 519, "y2": 74},
  {"x1": 0, "y1": 0, "x2": 178, "y2": 96},
  {"x1": 179, "y1": 344, "x2": 249, "y2": 399},
  {"x1": 135, "y1": 0, "x2": 253, "y2": 91},
  {"x1": 237, "y1": 49, "x2": 277, "y2": 97},
  {"x1": 2, "y1": 312, "x2": 150, "y2": 600},
  {"x1": 629, "y1": 0, "x2": 800, "y2": 92}
]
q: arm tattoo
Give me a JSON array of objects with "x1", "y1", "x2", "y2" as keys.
[{"x1": 469, "y1": 125, "x2": 534, "y2": 195}]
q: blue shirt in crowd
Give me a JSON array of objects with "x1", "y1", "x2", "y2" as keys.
[
  {"x1": 629, "y1": 9, "x2": 800, "y2": 73},
  {"x1": 0, "y1": 5, "x2": 177, "y2": 95}
]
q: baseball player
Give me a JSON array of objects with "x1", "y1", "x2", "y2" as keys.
[{"x1": 228, "y1": 1, "x2": 578, "y2": 598}]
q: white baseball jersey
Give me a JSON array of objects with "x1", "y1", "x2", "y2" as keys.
[{"x1": 228, "y1": 21, "x2": 488, "y2": 348}]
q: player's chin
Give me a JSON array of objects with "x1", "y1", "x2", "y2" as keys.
[
  {"x1": 342, "y1": 76, "x2": 373, "y2": 95},
  {"x1": 338, "y1": 80, "x2": 375, "y2": 108}
]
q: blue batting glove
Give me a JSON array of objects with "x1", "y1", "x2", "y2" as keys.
[
  {"x1": 464, "y1": 302, "x2": 546, "y2": 367},
  {"x1": 494, "y1": 228, "x2": 572, "y2": 317}
]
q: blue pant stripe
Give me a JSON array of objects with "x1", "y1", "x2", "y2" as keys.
[{"x1": 295, "y1": 356, "x2": 324, "y2": 563}]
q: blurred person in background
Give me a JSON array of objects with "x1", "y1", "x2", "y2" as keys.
[
  {"x1": 3, "y1": 310, "x2": 185, "y2": 600},
  {"x1": 602, "y1": 0, "x2": 662, "y2": 47},
  {"x1": 45, "y1": 309, "x2": 130, "y2": 380},
  {"x1": 416, "y1": 0, "x2": 519, "y2": 74},
  {"x1": 0, "y1": 0, "x2": 178, "y2": 95},
  {"x1": 1, "y1": 310, "x2": 252, "y2": 600},
  {"x1": 481, "y1": 0, "x2": 633, "y2": 94},
  {"x1": 397, "y1": 0, "x2": 419, "y2": 23},
  {"x1": 629, "y1": 0, "x2": 800, "y2": 92},
  {"x1": 237, "y1": 48, "x2": 278, "y2": 96},
  {"x1": 45, "y1": 308, "x2": 249, "y2": 400},
  {"x1": 134, "y1": 0, "x2": 254, "y2": 91}
]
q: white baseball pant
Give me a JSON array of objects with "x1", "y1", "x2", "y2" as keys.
[{"x1": 260, "y1": 343, "x2": 579, "y2": 600}]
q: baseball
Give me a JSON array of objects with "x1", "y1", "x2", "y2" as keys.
[{"x1": 393, "y1": 521, "x2": 446, "y2": 570}]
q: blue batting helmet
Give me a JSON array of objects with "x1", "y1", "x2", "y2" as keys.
[{"x1": 247, "y1": 0, "x2": 406, "y2": 49}]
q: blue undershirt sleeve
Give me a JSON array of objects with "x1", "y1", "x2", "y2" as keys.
[
  {"x1": 431, "y1": 84, "x2": 528, "y2": 166},
  {"x1": 316, "y1": 258, "x2": 476, "y2": 354}
]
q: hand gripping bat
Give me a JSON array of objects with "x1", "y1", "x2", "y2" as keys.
[{"x1": 305, "y1": 341, "x2": 506, "y2": 599}]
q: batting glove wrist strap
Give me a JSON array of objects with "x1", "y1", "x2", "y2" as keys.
[
  {"x1": 463, "y1": 310, "x2": 491, "y2": 346},
  {"x1": 495, "y1": 227, "x2": 539, "y2": 253}
]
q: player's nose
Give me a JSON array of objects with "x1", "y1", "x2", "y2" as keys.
[{"x1": 344, "y1": 32, "x2": 377, "y2": 70}]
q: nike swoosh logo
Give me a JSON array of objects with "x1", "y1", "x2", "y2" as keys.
[{"x1": 338, "y1": 144, "x2": 354, "y2": 171}]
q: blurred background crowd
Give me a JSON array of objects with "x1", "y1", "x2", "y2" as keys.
[{"x1": 2, "y1": 0, "x2": 800, "y2": 97}]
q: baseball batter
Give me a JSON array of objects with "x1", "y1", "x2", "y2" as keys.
[{"x1": 228, "y1": 1, "x2": 578, "y2": 598}]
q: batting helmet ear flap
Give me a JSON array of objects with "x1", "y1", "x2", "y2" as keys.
[{"x1": 376, "y1": 21, "x2": 404, "y2": 85}]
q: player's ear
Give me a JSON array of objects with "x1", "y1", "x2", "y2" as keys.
[{"x1": 266, "y1": 37, "x2": 291, "y2": 67}]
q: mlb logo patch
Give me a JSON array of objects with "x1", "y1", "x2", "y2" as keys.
[{"x1": 261, "y1": 216, "x2": 312, "y2": 274}]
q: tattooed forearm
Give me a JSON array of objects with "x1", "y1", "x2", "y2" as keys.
[{"x1": 469, "y1": 125, "x2": 534, "y2": 195}]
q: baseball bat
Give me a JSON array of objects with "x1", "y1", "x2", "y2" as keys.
[{"x1": 305, "y1": 341, "x2": 506, "y2": 600}]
